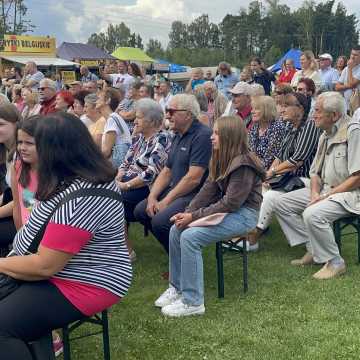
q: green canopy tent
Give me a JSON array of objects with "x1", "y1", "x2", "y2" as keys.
[{"x1": 111, "y1": 47, "x2": 155, "y2": 63}]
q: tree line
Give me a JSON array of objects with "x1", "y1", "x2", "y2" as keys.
[
  {"x1": 0, "y1": 0, "x2": 358, "y2": 68},
  {"x1": 87, "y1": 0, "x2": 359, "y2": 68}
]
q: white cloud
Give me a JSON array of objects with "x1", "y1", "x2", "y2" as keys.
[{"x1": 31, "y1": 0, "x2": 360, "y2": 47}]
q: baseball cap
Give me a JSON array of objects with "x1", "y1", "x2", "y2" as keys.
[
  {"x1": 229, "y1": 82, "x2": 252, "y2": 96},
  {"x1": 319, "y1": 53, "x2": 333, "y2": 62}
]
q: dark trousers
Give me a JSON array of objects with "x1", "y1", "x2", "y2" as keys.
[
  {"x1": 0, "y1": 281, "x2": 84, "y2": 360},
  {"x1": 0, "y1": 188, "x2": 16, "y2": 252},
  {"x1": 123, "y1": 186, "x2": 150, "y2": 223},
  {"x1": 134, "y1": 189, "x2": 194, "y2": 253}
]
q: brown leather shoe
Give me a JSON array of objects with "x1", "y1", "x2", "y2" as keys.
[
  {"x1": 312, "y1": 262, "x2": 346, "y2": 280},
  {"x1": 290, "y1": 252, "x2": 314, "y2": 266}
]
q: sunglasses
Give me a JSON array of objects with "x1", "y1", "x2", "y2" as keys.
[
  {"x1": 275, "y1": 91, "x2": 285, "y2": 95},
  {"x1": 165, "y1": 108, "x2": 187, "y2": 116},
  {"x1": 38, "y1": 87, "x2": 49, "y2": 91}
]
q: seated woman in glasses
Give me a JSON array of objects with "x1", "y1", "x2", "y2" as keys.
[{"x1": 247, "y1": 93, "x2": 321, "y2": 250}]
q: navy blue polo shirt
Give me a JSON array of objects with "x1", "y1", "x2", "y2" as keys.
[{"x1": 166, "y1": 119, "x2": 212, "y2": 193}]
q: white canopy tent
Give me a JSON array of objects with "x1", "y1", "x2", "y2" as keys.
[{"x1": 0, "y1": 55, "x2": 78, "y2": 67}]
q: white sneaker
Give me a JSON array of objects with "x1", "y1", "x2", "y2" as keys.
[
  {"x1": 234, "y1": 240, "x2": 259, "y2": 252},
  {"x1": 161, "y1": 299, "x2": 205, "y2": 317},
  {"x1": 154, "y1": 286, "x2": 181, "y2": 308}
]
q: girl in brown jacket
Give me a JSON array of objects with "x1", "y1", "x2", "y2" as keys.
[{"x1": 155, "y1": 116, "x2": 265, "y2": 317}]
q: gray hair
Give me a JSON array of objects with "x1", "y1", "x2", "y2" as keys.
[
  {"x1": 250, "y1": 83, "x2": 265, "y2": 96},
  {"x1": 136, "y1": 98, "x2": 164, "y2": 128},
  {"x1": 172, "y1": 93, "x2": 200, "y2": 118},
  {"x1": 84, "y1": 93, "x2": 98, "y2": 106},
  {"x1": 39, "y1": 78, "x2": 56, "y2": 90},
  {"x1": 317, "y1": 91, "x2": 346, "y2": 116}
]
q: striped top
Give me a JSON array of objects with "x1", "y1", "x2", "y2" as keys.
[
  {"x1": 277, "y1": 119, "x2": 321, "y2": 177},
  {"x1": 13, "y1": 178, "x2": 132, "y2": 298}
]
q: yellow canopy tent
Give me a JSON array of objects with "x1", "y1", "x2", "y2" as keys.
[{"x1": 111, "y1": 47, "x2": 154, "y2": 63}]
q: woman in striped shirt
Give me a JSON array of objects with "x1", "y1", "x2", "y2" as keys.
[
  {"x1": 0, "y1": 112, "x2": 132, "y2": 360},
  {"x1": 246, "y1": 93, "x2": 321, "y2": 250}
]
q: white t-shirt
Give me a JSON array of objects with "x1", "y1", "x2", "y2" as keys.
[
  {"x1": 109, "y1": 73, "x2": 134, "y2": 94},
  {"x1": 159, "y1": 93, "x2": 173, "y2": 112},
  {"x1": 338, "y1": 64, "x2": 360, "y2": 107},
  {"x1": 103, "y1": 113, "x2": 131, "y2": 147},
  {"x1": 80, "y1": 114, "x2": 92, "y2": 128}
]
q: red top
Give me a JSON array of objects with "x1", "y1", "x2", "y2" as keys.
[
  {"x1": 237, "y1": 105, "x2": 253, "y2": 130},
  {"x1": 40, "y1": 96, "x2": 57, "y2": 115},
  {"x1": 42, "y1": 222, "x2": 120, "y2": 316},
  {"x1": 277, "y1": 69, "x2": 296, "y2": 84}
]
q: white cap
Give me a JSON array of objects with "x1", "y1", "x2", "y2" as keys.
[
  {"x1": 229, "y1": 82, "x2": 253, "y2": 96},
  {"x1": 319, "y1": 53, "x2": 333, "y2": 62}
]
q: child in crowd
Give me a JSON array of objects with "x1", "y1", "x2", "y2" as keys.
[
  {"x1": 155, "y1": 116, "x2": 265, "y2": 317},
  {"x1": 11, "y1": 116, "x2": 63, "y2": 356}
]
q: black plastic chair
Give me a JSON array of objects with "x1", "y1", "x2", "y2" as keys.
[
  {"x1": 333, "y1": 215, "x2": 360, "y2": 262},
  {"x1": 62, "y1": 310, "x2": 110, "y2": 360},
  {"x1": 216, "y1": 237, "x2": 248, "y2": 298}
]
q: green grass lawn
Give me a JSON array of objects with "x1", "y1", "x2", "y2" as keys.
[{"x1": 63, "y1": 221, "x2": 360, "y2": 360}]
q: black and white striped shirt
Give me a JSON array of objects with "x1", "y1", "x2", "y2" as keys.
[
  {"x1": 13, "y1": 178, "x2": 132, "y2": 297},
  {"x1": 278, "y1": 120, "x2": 321, "y2": 177}
]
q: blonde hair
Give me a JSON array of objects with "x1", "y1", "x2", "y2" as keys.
[
  {"x1": 251, "y1": 96, "x2": 277, "y2": 123},
  {"x1": 25, "y1": 91, "x2": 39, "y2": 105},
  {"x1": 301, "y1": 50, "x2": 318, "y2": 72},
  {"x1": 192, "y1": 67, "x2": 204, "y2": 77},
  {"x1": 209, "y1": 116, "x2": 249, "y2": 181}
]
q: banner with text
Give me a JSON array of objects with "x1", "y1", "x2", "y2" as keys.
[{"x1": 0, "y1": 35, "x2": 56, "y2": 54}]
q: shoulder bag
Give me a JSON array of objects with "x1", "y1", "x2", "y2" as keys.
[{"x1": 267, "y1": 173, "x2": 305, "y2": 192}]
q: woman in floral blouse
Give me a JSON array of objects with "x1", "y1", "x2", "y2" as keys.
[
  {"x1": 248, "y1": 95, "x2": 288, "y2": 170},
  {"x1": 116, "y1": 98, "x2": 172, "y2": 258}
]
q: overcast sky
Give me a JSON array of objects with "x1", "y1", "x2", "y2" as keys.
[{"x1": 28, "y1": 0, "x2": 360, "y2": 48}]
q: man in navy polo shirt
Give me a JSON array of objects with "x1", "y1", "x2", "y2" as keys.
[{"x1": 134, "y1": 94, "x2": 212, "y2": 254}]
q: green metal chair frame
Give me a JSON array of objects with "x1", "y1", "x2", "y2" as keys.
[
  {"x1": 62, "y1": 310, "x2": 110, "y2": 360},
  {"x1": 333, "y1": 215, "x2": 360, "y2": 262},
  {"x1": 216, "y1": 238, "x2": 248, "y2": 298}
]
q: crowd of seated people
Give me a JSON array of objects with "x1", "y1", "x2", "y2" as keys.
[{"x1": 0, "y1": 46, "x2": 360, "y2": 359}]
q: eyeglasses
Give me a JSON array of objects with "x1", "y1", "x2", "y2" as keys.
[
  {"x1": 296, "y1": 87, "x2": 307, "y2": 92},
  {"x1": 165, "y1": 108, "x2": 187, "y2": 116}
]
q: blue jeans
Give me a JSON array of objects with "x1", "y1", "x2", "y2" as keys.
[
  {"x1": 169, "y1": 207, "x2": 258, "y2": 306},
  {"x1": 111, "y1": 143, "x2": 130, "y2": 168}
]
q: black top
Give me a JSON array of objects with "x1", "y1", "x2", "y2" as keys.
[
  {"x1": 166, "y1": 119, "x2": 212, "y2": 194},
  {"x1": 253, "y1": 70, "x2": 276, "y2": 95}
]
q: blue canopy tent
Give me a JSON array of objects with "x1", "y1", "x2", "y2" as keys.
[
  {"x1": 153, "y1": 59, "x2": 188, "y2": 73},
  {"x1": 270, "y1": 49, "x2": 302, "y2": 72}
]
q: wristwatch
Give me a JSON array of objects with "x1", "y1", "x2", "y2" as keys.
[
  {"x1": 270, "y1": 167, "x2": 276, "y2": 176},
  {"x1": 126, "y1": 183, "x2": 131, "y2": 190}
]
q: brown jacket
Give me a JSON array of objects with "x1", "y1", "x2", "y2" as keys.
[{"x1": 187, "y1": 153, "x2": 265, "y2": 221}]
